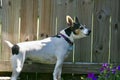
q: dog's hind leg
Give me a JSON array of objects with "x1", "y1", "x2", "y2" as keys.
[{"x1": 11, "y1": 53, "x2": 25, "y2": 80}]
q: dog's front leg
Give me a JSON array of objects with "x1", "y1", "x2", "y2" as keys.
[{"x1": 53, "y1": 60, "x2": 63, "y2": 80}]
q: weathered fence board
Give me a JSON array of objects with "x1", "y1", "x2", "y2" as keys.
[
  {"x1": 38, "y1": 0, "x2": 53, "y2": 39},
  {"x1": 1, "y1": 0, "x2": 21, "y2": 61},
  {"x1": 110, "y1": 0, "x2": 120, "y2": 63},
  {"x1": 1, "y1": 0, "x2": 10, "y2": 61},
  {"x1": 10, "y1": 0, "x2": 21, "y2": 43},
  {"x1": 0, "y1": 0, "x2": 120, "y2": 77},
  {"x1": 0, "y1": 0, "x2": 2, "y2": 60},
  {"x1": 63, "y1": 0, "x2": 78, "y2": 62},
  {"x1": 92, "y1": 0, "x2": 111, "y2": 63},
  {"x1": 74, "y1": 0, "x2": 93, "y2": 62},
  {"x1": 20, "y1": 0, "x2": 38, "y2": 41},
  {"x1": 55, "y1": 0, "x2": 76, "y2": 62}
]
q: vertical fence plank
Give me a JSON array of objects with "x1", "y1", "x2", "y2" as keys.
[
  {"x1": 1, "y1": 0, "x2": 21, "y2": 61},
  {"x1": 50, "y1": 0, "x2": 57, "y2": 36},
  {"x1": 110, "y1": 0, "x2": 120, "y2": 64},
  {"x1": 0, "y1": 0, "x2": 1, "y2": 19},
  {"x1": 56, "y1": 0, "x2": 66, "y2": 32},
  {"x1": 0, "y1": 0, "x2": 2, "y2": 60},
  {"x1": 92, "y1": 0, "x2": 111, "y2": 63},
  {"x1": 20, "y1": 0, "x2": 38, "y2": 41},
  {"x1": 74, "y1": 0, "x2": 93, "y2": 62},
  {"x1": 10, "y1": 0, "x2": 21, "y2": 43},
  {"x1": 33, "y1": 0, "x2": 38, "y2": 40},
  {"x1": 38, "y1": 0, "x2": 52, "y2": 39},
  {"x1": 57, "y1": 0, "x2": 77, "y2": 62},
  {"x1": 1, "y1": 0, "x2": 10, "y2": 61},
  {"x1": 64, "y1": 0, "x2": 77, "y2": 62}
]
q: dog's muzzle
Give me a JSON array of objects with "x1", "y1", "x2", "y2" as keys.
[{"x1": 86, "y1": 30, "x2": 91, "y2": 36}]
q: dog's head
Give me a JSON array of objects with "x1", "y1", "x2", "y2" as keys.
[{"x1": 66, "y1": 15, "x2": 91, "y2": 39}]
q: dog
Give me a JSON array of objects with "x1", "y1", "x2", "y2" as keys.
[{"x1": 5, "y1": 15, "x2": 91, "y2": 80}]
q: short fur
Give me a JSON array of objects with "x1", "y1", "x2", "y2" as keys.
[
  {"x1": 5, "y1": 15, "x2": 91, "y2": 80},
  {"x1": 12, "y1": 45, "x2": 20, "y2": 55}
]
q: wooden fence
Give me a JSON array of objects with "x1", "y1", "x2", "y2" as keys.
[{"x1": 0, "y1": 0, "x2": 120, "y2": 79}]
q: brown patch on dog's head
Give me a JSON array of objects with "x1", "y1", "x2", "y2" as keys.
[
  {"x1": 74, "y1": 29, "x2": 80, "y2": 35},
  {"x1": 66, "y1": 16, "x2": 91, "y2": 38},
  {"x1": 65, "y1": 15, "x2": 91, "y2": 39}
]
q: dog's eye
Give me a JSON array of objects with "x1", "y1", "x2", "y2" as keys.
[{"x1": 80, "y1": 26, "x2": 84, "y2": 30}]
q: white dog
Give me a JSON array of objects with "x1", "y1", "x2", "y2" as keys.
[{"x1": 5, "y1": 15, "x2": 91, "y2": 80}]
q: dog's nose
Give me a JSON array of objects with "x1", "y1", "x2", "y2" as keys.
[
  {"x1": 88, "y1": 30, "x2": 91, "y2": 34},
  {"x1": 87, "y1": 30, "x2": 91, "y2": 35}
]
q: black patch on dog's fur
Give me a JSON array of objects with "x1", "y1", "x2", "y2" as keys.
[
  {"x1": 12, "y1": 44, "x2": 20, "y2": 55},
  {"x1": 72, "y1": 23, "x2": 80, "y2": 35},
  {"x1": 65, "y1": 23, "x2": 80, "y2": 36},
  {"x1": 55, "y1": 35, "x2": 61, "y2": 38},
  {"x1": 65, "y1": 27, "x2": 72, "y2": 36},
  {"x1": 53, "y1": 35, "x2": 61, "y2": 38}
]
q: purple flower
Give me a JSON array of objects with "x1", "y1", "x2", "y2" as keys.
[
  {"x1": 87, "y1": 72, "x2": 97, "y2": 80},
  {"x1": 100, "y1": 63, "x2": 110, "y2": 73},
  {"x1": 92, "y1": 77, "x2": 97, "y2": 80},
  {"x1": 111, "y1": 67, "x2": 116, "y2": 74},
  {"x1": 102, "y1": 63, "x2": 109, "y2": 68},
  {"x1": 117, "y1": 65, "x2": 120, "y2": 70},
  {"x1": 87, "y1": 72, "x2": 95, "y2": 78},
  {"x1": 100, "y1": 67, "x2": 104, "y2": 72},
  {"x1": 112, "y1": 70, "x2": 116, "y2": 74}
]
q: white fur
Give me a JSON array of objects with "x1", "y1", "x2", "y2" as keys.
[
  {"x1": 5, "y1": 16, "x2": 90, "y2": 80},
  {"x1": 6, "y1": 35, "x2": 70, "y2": 80},
  {"x1": 5, "y1": 40, "x2": 13, "y2": 48}
]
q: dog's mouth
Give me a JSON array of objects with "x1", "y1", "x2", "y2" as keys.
[
  {"x1": 82, "y1": 29, "x2": 91, "y2": 36},
  {"x1": 86, "y1": 30, "x2": 91, "y2": 36},
  {"x1": 87, "y1": 30, "x2": 91, "y2": 36}
]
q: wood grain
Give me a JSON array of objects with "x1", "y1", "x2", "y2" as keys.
[
  {"x1": 92, "y1": 0, "x2": 110, "y2": 63},
  {"x1": 74, "y1": 0, "x2": 93, "y2": 62},
  {"x1": 1, "y1": 0, "x2": 21, "y2": 61},
  {"x1": 110, "y1": 0, "x2": 120, "y2": 63},
  {"x1": 20, "y1": 0, "x2": 37, "y2": 41}
]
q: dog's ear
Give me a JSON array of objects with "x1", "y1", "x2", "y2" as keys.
[
  {"x1": 75, "y1": 17, "x2": 79, "y2": 23},
  {"x1": 66, "y1": 15, "x2": 74, "y2": 26}
]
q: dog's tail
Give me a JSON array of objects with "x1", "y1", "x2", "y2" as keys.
[{"x1": 5, "y1": 40, "x2": 13, "y2": 48}]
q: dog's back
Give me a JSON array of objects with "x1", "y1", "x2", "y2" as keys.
[{"x1": 13, "y1": 37, "x2": 69, "y2": 64}]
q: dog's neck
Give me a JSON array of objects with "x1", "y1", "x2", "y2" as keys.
[{"x1": 60, "y1": 27, "x2": 74, "y2": 44}]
